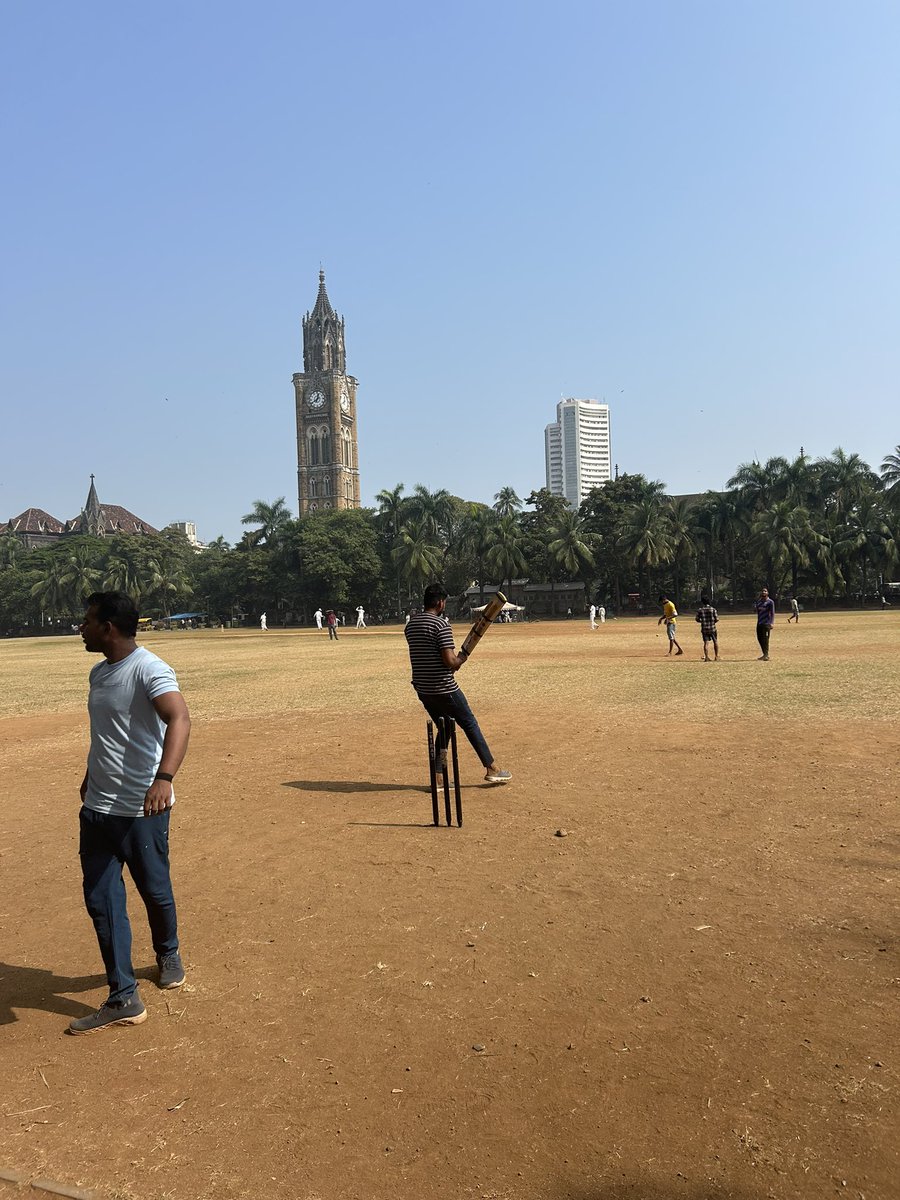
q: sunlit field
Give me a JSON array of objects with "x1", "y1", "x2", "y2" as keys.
[
  {"x1": 1, "y1": 611, "x2": 897, "y2": 1200},
  {"x1": 2, "y1": 610, "x2": 898, "y2": 724}
]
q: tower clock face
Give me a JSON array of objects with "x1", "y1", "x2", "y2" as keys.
[
  {"x1": 307, "y1": 390, "x2": 325, "y2": 410},
  {"x1": 340, "y1": 384, "x2": 351, "y2": 413}
]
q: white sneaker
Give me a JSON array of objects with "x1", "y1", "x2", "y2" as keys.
[{"x1": 485, "y1": 767, "x2": 512, "y2": 784}]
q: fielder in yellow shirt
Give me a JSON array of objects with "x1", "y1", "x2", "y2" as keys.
[{"x1": 657, "y1": 593, "x2": 684, "y2": 656}]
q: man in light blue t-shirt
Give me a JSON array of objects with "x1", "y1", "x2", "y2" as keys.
[{"x1": 68, "y1": 592, "x2": 191, "y2": 1035}]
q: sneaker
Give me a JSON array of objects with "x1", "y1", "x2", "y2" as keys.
[
  {"x1": 68, "y1": 994, "x2": 147, "y2": 1035},
  {"x1": 157, "y1": 951, "x2": 186, "y2": 989},
  {"x1": 484, "y1": 767, "x2": 512, "y2": 784}
]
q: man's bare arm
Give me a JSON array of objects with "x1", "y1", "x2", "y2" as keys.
[
  {"x1": 441, "y1": 646, "x2": 469, "y2": 673},
  {"x1": 144, "y1": 692, "x2": 192, "y2": 816}
]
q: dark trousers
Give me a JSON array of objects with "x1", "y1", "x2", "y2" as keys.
[
  {"x1": 79, "y1": 807, "x2": 179, "y2": 1003},
  {"x1": 328, "y1": 625, "x2": 338, "y2": 640},
  {"x1": 418, "y1": 688, "x2": 493, "y2": 769},
  {"x1": 756, "y1": 624, "x2": 771, "y2": 656}
]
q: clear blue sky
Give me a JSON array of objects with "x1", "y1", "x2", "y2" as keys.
[{"x1": 2, "y1": 1, "x2": 897, "y2": 543}]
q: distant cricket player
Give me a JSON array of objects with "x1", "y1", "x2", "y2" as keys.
[
  {"x1": 405, "y1": 584, "x2": 511, "y2": 784},
  {"x1": 657, "y1": 593, "x2": 684, "y2": 656},
  {"x1": 754, "y1": 586, "x2": 775, "y2": 660},
  {"x1": 695, "y1": 593, "x2": 720, "y2": 661}
]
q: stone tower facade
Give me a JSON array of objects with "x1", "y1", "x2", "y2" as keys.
[{"x1": 293, "y1": 272, "x2": 361, "y2": 515}]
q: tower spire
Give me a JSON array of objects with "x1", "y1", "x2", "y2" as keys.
[
  {"x1": 303, "y1": 269, "x2": 345, "y2": 372},
  {"x1": 82, "y1": 475, "x2": 104, "y2": 536}
]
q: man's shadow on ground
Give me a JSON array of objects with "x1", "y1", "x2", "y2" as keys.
[
  {"x1": 282, "y1": 779, "x2": 493, "y2": 828},
  {"x1": 283, "y1": 780, "x2": 429, "y2": 795},
  {"x1": 282, "y1": 779, "x2": 437, "y2": 827},
  {"x1": 0, "y1": 962, "x2": 107, "y2": 1025}
]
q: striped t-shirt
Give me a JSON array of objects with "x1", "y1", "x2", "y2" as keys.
[{"x1": 404, "y1": 611, "x2": 458, "y2": 696}]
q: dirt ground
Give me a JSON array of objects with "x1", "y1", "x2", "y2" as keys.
[{"x1": 0, "y1": 612, "x2": 897, "y2": 1200}]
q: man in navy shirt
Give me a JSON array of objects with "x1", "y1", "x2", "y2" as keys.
[{"x1": 754, "y1": 586, "x2": 776, "y2": 660}]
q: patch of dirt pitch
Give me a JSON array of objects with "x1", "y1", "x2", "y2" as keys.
[{"x1": 0, "y1": 612, "x2": 898, "y2": 1199}]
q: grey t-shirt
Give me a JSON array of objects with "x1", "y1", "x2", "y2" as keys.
[{"x1": 85, "y1": 646, "x2": 180, "y2": 817}]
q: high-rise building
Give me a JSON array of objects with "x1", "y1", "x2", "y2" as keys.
[
  {"x1": 544, "y1": 398, "x2": 612, "y2": 507},
  {"x1": 293, "y1": 271, "x2": 361, "y2": 515}
]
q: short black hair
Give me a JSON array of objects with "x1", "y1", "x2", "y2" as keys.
[
  {"x1": 423, "y1": 584, "x2": 448, "y2": 609},
  {"x1": 700, "y1": 593, "x2": 711, "y2": 605},
  {"x1": 658, "y1": 593, "x2": 668, "y2": 602},
  {"x1": 86, "y1": 591, "x2": 139, "y2": 637}
]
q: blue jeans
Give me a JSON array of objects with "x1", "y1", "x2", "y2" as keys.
[
  {"x1": 79, "y1": 807, "x2": 179, "y2": 1003},
  {"x1": 417, "y1": 688, "x2": 494, "y2": 769}
]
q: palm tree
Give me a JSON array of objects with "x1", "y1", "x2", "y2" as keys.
[
  {"x1": 881, "y1": 446, "x2": 900, "y2": 496},
  {"x1": 493, "y1": 487, "x2": 522, "y2": 518},
  {"x1": 810, "y1": 512, "x2": 844, "y2": 599},
  {"x1": 696, "y1": 492, "x2": 744, "y2": 602},
  {"x1": 59, "y1": 544, "x2": 101, "y2": 613},
  {"x1": 376, "y1": 484, "x2": 408, "y2": 614},
  {"x1": 0, "y1": 533, "x2": 23, "y2": 568},
  {"x1": 781, "y1": 451, "x2": 821, "y2": 509},
  {"x1": 817, "y1": 449, "x2": 878, "y2": 515},
  {"x1": 241, "y1": 498, "x2": 292, "y2": 546},
  {"x1": 485, "y1": 514, "x2": 528, "y2": 591},
  {"x1": 103, "y1": 554, "x2": 142, "y2": 604},
  {"x1": 836, "y1": 498, "x2": 897, "y2": 601},
  {"x1": 30, "y1": 559, "x2": 71, "y2": 622},
  {"x1": 548, "y1": 511, "x2": 595, "y2": 614},
  {"x1": 750, "y1": 502, "x2": 819, "y2": 596},
  {"x1": 143, "y1": 555, "x2": 193, "y2": 617},
  {"x1": 458, "y1": 505, "x2": 497, "y2": 604},
  {"x1": 727, "y1": 457, "x2": 790, "y2": 512},
  {"x1": 617, "y1": 498, "x2": 674, "y2": 602},
  {"x1": 409, "y1": 486, "x2": 454, "y2": 542},
  {"x1": 665, "y1": 498, "x2": 699, "y2": 604},
  {"x1": 547, "y1": 510, "x2": 595, "y2": 577},
  {"x1": 391, "y1": 517, "x2": 444, "y2": 599},
  {"x1": 376, "y1": 484, "x2": 408, "y2": 536}
]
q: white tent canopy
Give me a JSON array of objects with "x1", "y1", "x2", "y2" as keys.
[{"x1": 469, "y1": 601, "x2": 525, "y2": 613}]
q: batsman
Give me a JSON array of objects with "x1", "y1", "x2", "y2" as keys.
[{"x1": 405, "y1": 584, "x2": 512, "y2": 784}]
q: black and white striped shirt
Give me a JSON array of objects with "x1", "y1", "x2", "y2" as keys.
[{"x1": 404, "y1": 611, "x2": 458, "y2": 695}]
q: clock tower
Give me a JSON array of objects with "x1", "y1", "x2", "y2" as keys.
[{"x1": 293, "y1": 271, "x2": 361, "y2": 515}]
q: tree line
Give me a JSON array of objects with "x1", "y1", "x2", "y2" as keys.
[{"x1": 1, "y1": 446, "x2": 898, "y2": 631}]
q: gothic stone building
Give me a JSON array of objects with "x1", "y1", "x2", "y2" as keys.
[
  {"x1": 293, "y1": 272, "x2": 361, "y2": 515},
  {"x1": 6, "y1": 477, "x2": 157, "y2": 549}
]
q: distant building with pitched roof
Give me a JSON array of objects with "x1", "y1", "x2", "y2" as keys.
[
  {"x1": 4, "y1": 508, "x2": 66, "y2": 548},
  {"x1": 5, "y1": 477, "x2": 158, "y2": 549}
]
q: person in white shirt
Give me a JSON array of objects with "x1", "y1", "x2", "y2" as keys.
[
  {"x1": 314, "y1": 607, "x2": 323, "y2": 630},
  {"x1": 260, "y1": 612, "x2": 267, "y2": 631},
  {"x1": 356, "y1": 606, "x2": 366, "y2": 628},
  {"x1": 589, "y1": 604, "x2": 597, "y2": 629},
  {"x1": 599, "y1": 605, "x2": 606, "y2": 624}
]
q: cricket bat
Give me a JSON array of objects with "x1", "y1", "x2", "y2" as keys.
[{"x1": 460, "y1": 592, "x2": 507, "y2": 659}]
